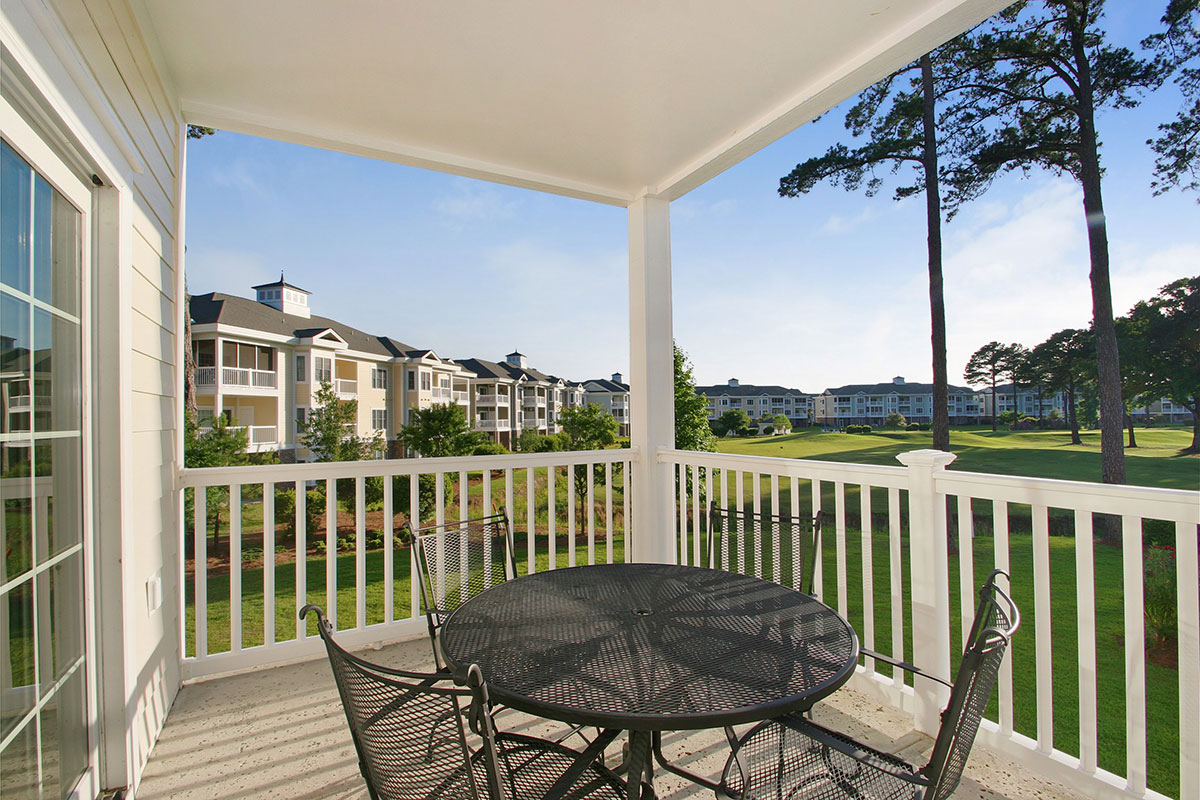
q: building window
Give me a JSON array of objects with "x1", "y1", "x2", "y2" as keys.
[
  {"x1": 420, "y1": 372, "x2": 431, "y2": 391},
  {"x1": 315, "y1": 356, "x2": 332, "y2": 384},
  {"x1": 371, "y1": 409, "x2": 387, "y2": 430},
  {"x1": 372, "y1": 368, "x2": 387, "y2": 389},
  {"x1": 195, "y1": 340, "x2": 216, "y2": 366},
  {"x1": 296, "y1": 355, "x2": 306, "y2": 382},
  {"x1": 408, "y1": 370, "x2": 416, "y2": 391},
  {"x1": 296, "y1": 407, "x2": 307, "y2": 430}
]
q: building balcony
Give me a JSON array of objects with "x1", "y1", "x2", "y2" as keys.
[
  {"x1": 476, "y1": 393, "x2": 510, "y2": 407},
  {"x1": 194, "y1": 366, "x2": 278, "y2": 392},
  {"x1": 197, "y1": 424, "x2": 279, "y2": 452},
  {"x1": 336, "y1": 378, "x2": 357, "y2": 396},
  {"x1": 150, "y1": 448, "x2": 1197, "y2": 800},
  {"x1": 476, "y1": 419, "x2": 511, "y2": 430},
  {"x1": 453, "y1": 390, "x2": 469, "y2": 404}
]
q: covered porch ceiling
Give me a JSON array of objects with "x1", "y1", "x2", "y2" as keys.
[{"x1": 138, "y1": 0, "x2": 1010, "y2": 206}]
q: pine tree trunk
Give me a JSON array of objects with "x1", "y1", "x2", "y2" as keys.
[
  {"x1": 1187, "y1": 404, "x2": 1199, "y2": 454},
  {"x1": 921, "y1": 55, "x2": 950, "y2": 453},
  {"x1": 1070, "y1": 8, "x2": 1126, "y2": 487},
  {"x1": 1068, "y1": 385, "x2": 1082, "y2": 446},
  {"x1": 1126, "y1": 409, "x2": 1137, "y2": 448},
  {"x1": 990, "y1": 381, "x2": 997, "y2": 432}
]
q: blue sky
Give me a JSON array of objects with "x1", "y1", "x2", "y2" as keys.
[{"x1": 184, "y1": 2, "x2": 1198, "y2": 393}]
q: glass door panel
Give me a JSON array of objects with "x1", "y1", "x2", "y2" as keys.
[{"x1": 0, "y1": 138, "x2": 88, "y2": 800}]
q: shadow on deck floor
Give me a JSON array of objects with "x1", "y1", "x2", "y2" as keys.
[{"x1": 138, "y1": 637, "x2": 1086, "y2": 800}]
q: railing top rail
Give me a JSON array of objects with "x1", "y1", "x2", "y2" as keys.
[
  {"x1": 180, "y1": 446, "x2": 639, "y2": 487},
  {"x1": 659, "y1": 447, "x2": 909, "y2": 488},
  {"x1": 937, "y1": 468, "x2": 1200, "y2": 523}
]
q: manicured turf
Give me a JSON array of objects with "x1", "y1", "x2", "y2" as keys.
[{"x1": 715, "y1": 426, "x2": 1198, "y2": 490}]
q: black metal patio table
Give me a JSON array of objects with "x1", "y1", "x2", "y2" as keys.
[{"x1": 440, "y1": 562, "x2": 859, "y2": 800}]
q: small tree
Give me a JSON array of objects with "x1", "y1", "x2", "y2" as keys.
[
  {"x1": 301, "y1": 381, "x2": 383, "y2": 462},
  {"x1": 558, "y1": 403, "x2": 619, "y2": 529},
  {"x1": 398, "y1": 403, "x2": 483, "y2": 458},
  {"x1": 1032, "y1": 328, "x2": 1094, "y2": 446},
  {"x1": 714, "y1": 408, "x2": 753, "y2": 437},
  {"x1": 884, "y1": 412, "x2": 907, "y2": 429},
  {"x1": 675, "y1": 344, "x2": 716, "y2": 452},
  {"x1": 771, "y1": 413, "x2": 791, "y2": 433},
  {"x1": 964, "y1": 341, "x2": 1020, "y2": 431},
  {"x1": 1120, "y1": 276, "x2": 1200, "y2": 453},
  {"x1": 184, "y1": 413, "x2": 249, "y2": 547}
]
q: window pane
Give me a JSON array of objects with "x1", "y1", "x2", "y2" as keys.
[
  {"x1": 2, "y1": 292, "x2": 32, "y2": 434},
  {"x1": 0, "y1": 716, "x2": 38, "y2": 798},
  {"x1": 33, "y1": 308, "x2": 80, "y2": 433},
  {"x1": 47, "y1": 189, "x2": 80, "y2": 315},
  {"x1": 39, "y1": 669, "x2": 88, "y2": 800},
  {"x1": 257, "y1": 346, "x2": 273, "y2": 371},
  {"x1": 1, "y1": 577, "x2": 36, "y2": 741},
  {"x1": 222, "y1": 341, "x2": 238, "y2": 367},
  {"x1": 196, "y1": 340, "x2": 215, "y2": 367},
  {"x1": 2, "y1": 441, "x2": 33, "y2": 583},
  {"x1": 295, "y1": 355, "x2": 306, "y2": 382},
  {"x1": 239, "y1": 343, "x2": 255, "y2": 369},
  {"x1": 41, "y1": 554, "x2": 84, "y2": 681},
  {"x1": 32, "y1": 176, "x2": 52, "y2": 304},
  {"x1": 1, "y1": 141, "x2": 32, "y2": 294},
  {"x1": 35, "y1": 438, "x2": 82, "y2": 561}
]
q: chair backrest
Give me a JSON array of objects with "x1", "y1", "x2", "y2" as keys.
[
  {"x1": 922, "y1": 569, "x2": 1021, "y2": 800},
  {"x1": 410, "y1": 512, "x2": 516, "y2": 631},
  {"x1": 707, "y1": 502, "x2": 825, "y2": 594},
  {"x1": 301, "y1": 604, "x2": 506, "y2": 800}
]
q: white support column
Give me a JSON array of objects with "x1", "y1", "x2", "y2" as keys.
[
  {"x1": 896, "y1": 448, "x2": 956, "y2": 735},
  {"x1": 628, "y1": 195, "x2": 674, "y2": 563}
]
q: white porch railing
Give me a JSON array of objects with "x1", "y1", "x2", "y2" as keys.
[
  {"x1": 219, "y1": 367, "x2": 277, "y2": 388},
  {"x1": 336, "y1": 378, "x2": 357, "y2": 395},
  {"x1": 660, "y1": 448, "x2": 1199, "y2": 800},
  {"x1": 179, "y1": 448, "x2": 635, "y2": 681},
  {"x1": 194, "y1": 367, "x2": 216, "y2": 386}
]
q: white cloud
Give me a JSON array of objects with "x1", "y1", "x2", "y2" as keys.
[
  {"x1": 433, "y1": 180, "x2": 517, "y2": 225},
  {"x1": 819, "y1": 206, "x2": 875, "y2": 235}
]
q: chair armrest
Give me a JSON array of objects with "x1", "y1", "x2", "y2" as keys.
[
  {"x1": 777, "y1": 715, "x2": 930, "y2": 786},
  {"x1": 860, "y1": 647, "x2": 953, "y2": 688}
]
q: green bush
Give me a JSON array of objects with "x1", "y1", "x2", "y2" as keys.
[
  {"x1": 884, "y1": 412, "x2": 906, "y2": 429},
  {"x1": 906, "y1": 422, "x2": 920, "y2": 431},
  {"x1": 472, "y1": 440, "x2": 509, "y2": 456},
  {"x1": 305, "y1": 487, "x2": 327, "y2": 533},
  {"x1": 1144, "y1": 545, "x2": 1177, "y2": 647},
  {"x1": 918, "y1": 422, "x2": 931, "y2": 431}
]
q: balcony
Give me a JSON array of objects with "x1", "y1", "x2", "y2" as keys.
[
  {"x1": 336, "y1": 378, "x2": 357, "y2": 396},
  {"x1": 197, "y1": 424, "x2": 278, "y2": 451},
  {"x1": 476, "y1": 393, "x2": 510, "y2": 407},
  {"x1": 476, "y1": 418, "x2": 511, "y2": 430},
  {"x1": 453, "y1": 390, "x2": 469, "y2": 404},
  {"x1": 164, "y1": 448, "x2": 1198, "y2": 800},
  {"x1": 194, "y1": 366, "x2": 277, "y2": 391}
]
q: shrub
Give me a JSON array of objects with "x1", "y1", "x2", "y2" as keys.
[
  {"x1": 1144, "y1": 545, "x2": 1177, "y2": 647},
  {"x1": 472, "y1": 440, "x2": 509, "y2": 456},
  {"x1": 763, "y1": 426, "x2": 774, "y2": 435},
  {"x1": 997, "y1": 411, "x2": 1018, "y2": 426},
  {"x1": 305, "y1": 487, "x2": 327, "y2": 533},
  {"x1": 918, "y1": 422, "x2": 930, "y2": 431},
  {"x1": 906, "y1": 422, "x2": 920, "y2": 431},
  {"x1": 861, "y1": 425, "x2": 872, "y2": 433},
  {"x1": 884, "y1": 412, "x2": 906, "y2": 429},
  {"x1": 1011, "y1": 416, "x2": 1039, "y2": 431}
]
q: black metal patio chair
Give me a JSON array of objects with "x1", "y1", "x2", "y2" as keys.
[
  {"x1": 300, "y1": 604, "x2": 647, "y2": 800},
  {"x1": 407, "y1": 512, "x2": 517, "y2": 669},
  {"x1": 717, "y1": 569, "x2": 1020, "y2": 800},
  {"x1": 708, "y1": 503, "x2": 826, "y2": 595}
]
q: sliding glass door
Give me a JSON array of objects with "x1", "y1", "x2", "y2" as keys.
[{"x1": 1, "y1": 134, "x2": 91, "y2": 799}]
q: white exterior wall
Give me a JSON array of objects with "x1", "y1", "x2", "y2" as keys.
[{"x1": 3, "y1": 0, "x2": 185, "y2": 794}]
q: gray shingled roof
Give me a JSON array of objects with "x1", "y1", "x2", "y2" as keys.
[
  {"x1": 189, "y1": 292, "x2": 416, "y2": 358},
  {"x1": 585, "y1": 378, "x2": 629, "y2": 392},
  {"x1": 454, "y1": 357, "x2": 515, "y2": 381},
  {"x1": 696, "y1": 383, "x2": 808, "y2": 397},
  {"x1": 823, "y1": 381, "x2": 976, "y2": 396}
]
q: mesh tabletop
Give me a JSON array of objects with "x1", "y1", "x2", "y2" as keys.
[{"x1": 440, "y1": 563, "x2": 858, "y2": 731}]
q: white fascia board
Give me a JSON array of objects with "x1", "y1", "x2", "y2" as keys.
[
  {"x1": 192, "y1": 323, "x2": 291, "y2": 345},
  {"x1": 654, "y1": 0, "x2": 1012, "y2": 201},
  {"x1": 181, "y1": 100, "x2": 632, "y2": 207}
]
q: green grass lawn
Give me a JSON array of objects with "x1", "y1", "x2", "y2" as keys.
[{"x1": 716, "y1": 426, "x2": 1198, "y2": 490}]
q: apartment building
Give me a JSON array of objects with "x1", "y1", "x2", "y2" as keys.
[
  {"x1": 189, "y1": 279, "x2": 472, "y2": 460},
  {"x1": 978, "y1": 384, "x2": 1067, "y2": 420},
  {"x1": 451, "y1": 351, "x2": 588, "y2": 446},
  {"x1": 697, "y1": 378, "x2": 813, "y2": 427},
  {"x1": 813, "y1": 376, "x2": 982, "y2": 427},
  {"x1": 583, "y1": 373, "x2": 631, "y2": 437}
]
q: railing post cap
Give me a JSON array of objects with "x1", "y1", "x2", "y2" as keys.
[{"x1": 895, "y1": 449, "x2": 957, "y2": 468}]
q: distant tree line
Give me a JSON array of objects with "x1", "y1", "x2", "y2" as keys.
[{"x1": 964, "y1": 276, "x2": 1199, "y2": 454}]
